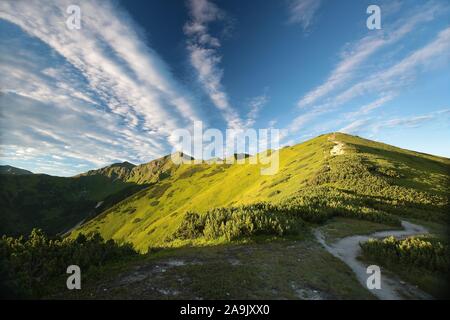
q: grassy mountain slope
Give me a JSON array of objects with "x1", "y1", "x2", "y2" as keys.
[
  {"x1": 0, "y1": 154, "x2": 196, "y2": 236},
  {"x1": 80, "y1": 153, "x2": 192, "y2": 184},
  {"x1": 0, "y1": 173, "x2": 147, "y2": 236},
  {"x1": 0, "y1": 165, "x2": 33, "y2": 175},
  {"x1": 72, "y1": 133, "x2": 449, "y2": 252},
  {"x1": 79, "y1": 161, "x2": 136, "y2": 181}
]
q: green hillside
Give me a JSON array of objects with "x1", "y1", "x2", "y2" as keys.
[
  {"x1": 0, "y1": 173, "x2": 147, "y2": 236},
  {"x1": 0, "y1": 165, "x2": 33, "y2": 175},
  {"x1": 79, "y1": 152, "x2": 192, "y2": 184},
  {"x1": 78, "y1": 161, "x2": 137, "y2": 181},
  {"x1": 71, "y1": 133, "x2": 450, "y2": 252},
  {"x1": 0, "y1": 152, "x2": 199, "y2": 236}
]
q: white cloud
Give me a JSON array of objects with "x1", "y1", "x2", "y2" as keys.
[
  {"x1": 245, "y1": 93, "x2": 269, "y2": 127},
  {"x1": 380, "y1": 115, "x2": 434, "y2": 128},
  {"x1": 287, "y1": 107, "x2": 326, "y2": 134},
  {"x1": 374, "y1": 110, "x2": 450, "y2": 131},
  {"x1": 333, "y1": 26, "x2": 450, "y2": 108},
  {"x1": 287, "y1": 0, "x2": 322, "y2": 30},
  {"x1": 0, "y1": 0, "x2": 206, "y2": 174},
  {"x1": 297, "y1": 2, "x2": 445, "y2": 108},
  {"x1": 339, "y1": 119, "x2": 370, "y2": 134},
  {"x1": 287, "y1": 24, "x2": 450, "y2": 136},
  {"x1": 339, "y1": 109, "x2": 450, "y2": 136},
  {"x1": 344, "y1": 94, "x2": 395, "y2": 119},
  {"x1": 0, "y1": 0, "x2": 203, "y2": 132},
  {"x1": 184, "y1": 0, "x2": 244, "y2": 129}
]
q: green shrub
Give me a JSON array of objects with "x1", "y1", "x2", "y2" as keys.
[
  {"x1": 360, "y1": 236, "x2": 450, "y2": 273},
  {"x1": 307, "y1": 153, "x2": 449, "y2": 223},
  {"x1": 170, "y1": 205, "x2": 304, "y2": 241},
  {"x1": 0, "y1": 229, "x2": 137, "y2": 298},
  {"x1": 172, "y1": 212, "x2": 205, "y2": 239},
  {"x1": 277, "y1": 186, "x2": 401, "y2": 226}
]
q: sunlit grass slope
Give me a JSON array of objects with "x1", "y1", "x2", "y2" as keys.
[{"x1": 72, "y1": 133, "x2": 450, "y2": 252}]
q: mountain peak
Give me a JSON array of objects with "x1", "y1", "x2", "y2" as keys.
[
  {"x1": 169, "y1": 151, "x2": 194, "y2": 162},
  {"x1": 109, "y1": 161, "x2": 136, "y2": 169}
]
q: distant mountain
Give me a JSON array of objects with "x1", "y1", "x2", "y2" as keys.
[
  {"x1": 0, "y1": 171, "x2": 145, "y2": 237},
  {"x1": 78, "y1": 161, "x2": 136, "y2": 181},
  {"x1": 0, "y1": 153, "x2": 191, "y2": 236},
  {"x1": 0, "y1": 165, "x2": 33, "y2": 175},
  {"x1": 80, "y1": 152, "x2": 194, "y2": 184}
]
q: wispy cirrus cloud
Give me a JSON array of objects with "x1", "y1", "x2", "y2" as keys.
[
  {"x1": 373, "y1": 109, "x2": 450, "y2": 131},
  {"x1": 297, "y1": 2, "x2": 445, "y2": 108},
  {"x1": 340, "y1": 109, "x2": 450, "y2": 136},
  {"x1": 245, "y1": 93, "x2": 269, "y2": 127},
  {"x1": 0, "y1": 0, "x2": 204, "y2": 175},
  {"x1": 0, "y1": 55, "x2": 170, "y2": 174},
  {"x1": 332, "y1": 26, "x2": 450, "y2": 108},
  {"x1": 344, "y1": 94, "x2": 395, "y2": 119},
  {"x1": 287, "y1": 7, "x2": 450, "y2": 137},
  {"x1": 339, "y1": 119, "x2": 370, "y2": 134},
  {"x1": 184, "y1": 0, "x2": 243, "y2": 129},
  {"x1": 287, "y1": 0, "x2": 322, "y2": 30}
]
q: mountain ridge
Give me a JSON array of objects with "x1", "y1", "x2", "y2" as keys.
[
  {"x1": 69, "y1": 133, "x2": 450, "y2": 252},
  {"x1": 0, "y1": 165, "x2": 33, "y2": 175},
  {"x1": 2, "y1": 133, "x2": 448, "y2": 240}
]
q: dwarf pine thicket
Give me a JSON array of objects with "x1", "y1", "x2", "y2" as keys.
[
  {"x1": 359, "y1": 235, "x2": 450, "y2": 297},
  {"x1": 360, "y1": 236, "x2": 449, "y2": 273},
  {"x1": 169, "y1": 206, "x2": 304, "y2": 242},
  {"x1": 168, "y1": 188, "x2": 401, "y2": 243},
  {"x1": 0, "y1": 229, "x2": 137, "y2": 298}
]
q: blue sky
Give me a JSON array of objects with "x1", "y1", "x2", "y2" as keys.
[{"x1": 0, "y1": 0, "x2": 449, "y2": 176}]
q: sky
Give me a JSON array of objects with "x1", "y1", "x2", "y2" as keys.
[{"x1": 0, "y1": 0, "x2": 449, "y2": 176}]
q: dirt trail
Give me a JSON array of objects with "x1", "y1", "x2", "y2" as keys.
[
  {"x1": 328, "y1": 134, "x2": 345, "y2": 156},
  {"x1": 314, "y1": 221, "x2": 432, "y2": 300}
]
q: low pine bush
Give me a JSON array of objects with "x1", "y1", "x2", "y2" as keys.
[
  {"x1": 360, "y1": 236, "x2": 449, "y2": 273},
  {"x1": 0, "y1": 229, "x2": 137, "y2": 298}
]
